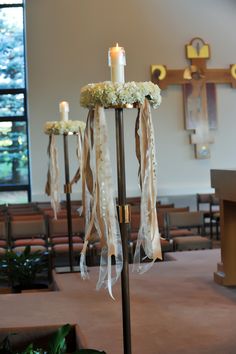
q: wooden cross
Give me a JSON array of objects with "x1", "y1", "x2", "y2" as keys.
[{"x1": 151, "y1": 37, "x2": 236, "y2": 159}]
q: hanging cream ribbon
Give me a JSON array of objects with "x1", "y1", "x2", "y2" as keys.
[
  {"x1": 133, "y1": 98, "x2": 162, "y2": 273},
  {"x1": 80, "y1": 106, "x2": 123, "y2": 298},
  {"x1": 70, "y1": 129, "x2": 84, "y2": 186},
  {"x1": 45, "y1": 134, "x2": 61, "y2": 219}
]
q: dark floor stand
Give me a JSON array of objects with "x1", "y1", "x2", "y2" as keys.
[
  {"x1": 63, "y1": 133, "x2": 74, "y2": 272},
  {"x1": 60, "y1": 108, "x2": 132, "y2": 352},
  {"x1": 56, "y1": 133, "x2": 78, "y2": 273},
  {"x1": 115, "y1": 108, "x2": 132, "y2": 354}
]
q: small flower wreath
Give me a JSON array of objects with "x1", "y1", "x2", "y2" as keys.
[
  {"x1": 80, "y1": 81, "x2": 162, "y2": 109},
  {"x1": 44, "y1": 120, "x2": 86, "y2": 135}
]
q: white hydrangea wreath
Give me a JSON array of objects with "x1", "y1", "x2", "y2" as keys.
[
  {"x1": 44, "y1": 120, "x2": 86, "y2": 135},
  {"x1": 80, "y1": 81, "x2": 162, "y2": 109}
]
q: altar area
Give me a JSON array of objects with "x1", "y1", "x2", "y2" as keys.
[{"x1": 1, "y1": 249, "x2": 236, "y2": 354}]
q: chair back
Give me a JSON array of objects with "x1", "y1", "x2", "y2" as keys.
[
  {"x1": 48, "y1": 216, "x2": 85, "y2": 237},
  {"x1": 196, "y1": 193, "x2": 212, "y2": 211},
  {"x1": 10, "y1": 217, "x2": 46, "y2": 239},
  {"x1": 0, "y1": 220, "x2": 7, "y2": 240},
  {"x1": 210, "y1": 194, "x2": 220, "y2": 211},
  {"x1": 167, "y1": 211, "x2": 204, "y2": 228},
  {"x1": 158, "y1": 207, "x2": 189, "y2": 235},
  {"x1": 166, "y1": 211, "x2": 205, "y2": 239}
]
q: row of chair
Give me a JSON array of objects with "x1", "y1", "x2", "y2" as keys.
[
  {"x1": 129, "y1": 207, "x2": 212, "y2": 254},
  {"x1": 129, "y1": 193, "x2": 220, "y2": 240},
  {"x1": 0, "y1": 196, "x2": 216, "y2": 268},
  {"x1": 0, "y1": 202, "x2": 85, "y2": 267}
]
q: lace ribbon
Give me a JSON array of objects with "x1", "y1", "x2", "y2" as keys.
[
  {"x1": 45, "y1": 134, "x2": 60, "y2": 219},
  {"x1": 133, "y1": 99, "x2": 162, "y2": 273},
  {"x1": 70, "y1": 129, "x2": 84, "y2": 186},
  {"x1": 45, "y1": 131, "x2": 84, "y2": 218},
  {"x1": 80, "y1": 106, "x2": 123, "y2": 298}
]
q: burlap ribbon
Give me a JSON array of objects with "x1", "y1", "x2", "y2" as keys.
[
  {"x1": 70, "y1": 129, "x2": 84, "y2": 186},
  {"x1": 45, "y1": 130, "x2": 84, "y2": 219},
  {"x1": 45, "y1": 134, "x2": 60, "y2": 219},
  {"x1": 133, "y1": 98, "x2": 162, "y2": 273}
]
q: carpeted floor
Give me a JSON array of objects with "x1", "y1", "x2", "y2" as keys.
[
  {"x1": 1, "y1": 249, "x2": 236, "y2": 354},
  {"x1": 55, "y1": 249, "x2": 236, "y2": 354}
]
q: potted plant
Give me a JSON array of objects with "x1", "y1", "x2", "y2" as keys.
[
  {"x1": 0, "y1": 324, "x2": 106, "y2": 354},
  {"x1": 0, "y1": 245, "x2": 51, "y2": 293}
]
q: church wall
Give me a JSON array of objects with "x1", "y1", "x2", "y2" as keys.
[{"x1": 25, "y1": 0, "x2": 236, "y2": 205}]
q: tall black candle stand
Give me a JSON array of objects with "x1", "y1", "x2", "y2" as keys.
[
  {"x1": 61, "y1": 108, "x2": 132, "y2": 351},
  {"x1": 115, "y1": 108, "x2": 132, "y2": 354}
]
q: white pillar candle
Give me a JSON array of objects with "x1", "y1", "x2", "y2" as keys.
[
  {"x1": 108, "y1": 43, "x2": 126, "y2": 83},
  {"x1": 59, "y1": 101, "x2": 69, "y2": 121}
]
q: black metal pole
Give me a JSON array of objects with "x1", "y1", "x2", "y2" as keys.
[
  {"x1": 115, "y1": 108, "x2": 132, "y2": 354},
  {"x1": 63, "y1": 134, "x2": 74, "y2": 272}
]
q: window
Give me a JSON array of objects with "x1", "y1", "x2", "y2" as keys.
[{"x1": 0, "y1": 0, "x2": 30, "y2": 203}]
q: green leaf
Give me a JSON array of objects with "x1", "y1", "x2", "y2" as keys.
[
  {"x1": 0, "y1": 246, "x2": 49, "y2": 289},
  {"x1": 48, "y1": 324, "x2": 71, "y2": 354},
  {"x1": 23, "y1": 245, "x2": 31, "y2": 258},
  {"x1": 21, "y1": 343, "x2": 34, "y2": 353},
  {"x1": 0, "y1": 334, "x2": 13, "y2": 354}
]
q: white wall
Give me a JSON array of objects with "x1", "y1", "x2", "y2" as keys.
[{"x1": 25, "y1": 0, "x2": 236, "y2": 204}]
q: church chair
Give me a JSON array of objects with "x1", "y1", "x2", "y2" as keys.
[
  {"x1": 156, "y1": 206, "x2": 186, "y2": 235},
  {"x1": 8, "y1": 215, "x2": 48, "y2": 253},
  {"x1": 130, "y1": 200, "x2": 175, "y2": 215},
  {"x1": 60, "y1": 200, "x2": 83, "y2": 214},
  {"x1": 126, "y1": 196, "x2": 141, "y2": 206},
  {"x1": 0, "y1": 204, "x2": 7, "y2": 215},
  {"x1": 160, "y1": 237, "x2": 174, "y2": 255},
  {"x1": 41, "y1": 208, "x2": 67, "y2": 219},
  {"x1": 36, "y1": 201, "x2": 52, "y2": 211},
  {"x1": 41, "y1": 205, "x2": 80, "y2": 220},
  {"x1": 156, "y1": 207, "x2": 190, "y2": 256},
  {"x1": 196, "y1": 193, "x2": 213, "y2": 235},
  {"x1": 129, "y1": 211, "x2": 174, "y2": 260},
  {"x1": 158, "y1": 206, "x2": 190, "y2": 239},
  {"x1": 7, "y1": 209, "x2": 41, "y2": 215},
  {"x1": 210, "y1": 194, "x2": 220, "y2": 239},
  {"x1": 128, "y1": 212, "x2": 140, "y2": 258},
  {"x1": 156, "y1": 202, "x2": 175, "y2": 209},
  {"x1": 48, "y1": 216, "x2": 85, "y2": 239},
  {"x1": 7, "y1": 205, "x2": 44, "y2": 219},
  {"x1": 10, "y1": 214, "x2": 44, "y2": 221},
  {"x1": 61, "y1": 199, "x2": 82, "y2": 206},
  {"x1": 7, "y1": 202, "x2": 39, "y2": 214},
  {"x1": 47, "y1": 215, "x2": 85, "y2": 267},
  {"x1": 166, "y1": 211, "x2": 212, "y2": 251},
  {"x1": 0, "y1": 217, "x2": 9, "y2": 255},
  {"x1": 7, "y1": 202, "x2": 38, "y2": 209}
]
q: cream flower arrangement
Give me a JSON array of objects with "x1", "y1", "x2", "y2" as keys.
[
  {"x1": 80, "y1": 81, "x2": 162, "y2": 109},
  {"x1": 44, "y1": 120, "x2": 86, "y2": 135}
]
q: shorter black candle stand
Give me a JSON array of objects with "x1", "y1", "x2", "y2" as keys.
[{"x1": 55, "y1": 133, "x2": 80, "y2": 274}]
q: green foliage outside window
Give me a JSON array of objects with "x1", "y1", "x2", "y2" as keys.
[
  {"x1": 0, "y1": 1, "x2": 30, "y2": 198},
  {"x1": 0, "y1": 6, "x2": 25, "y2": 89}
]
